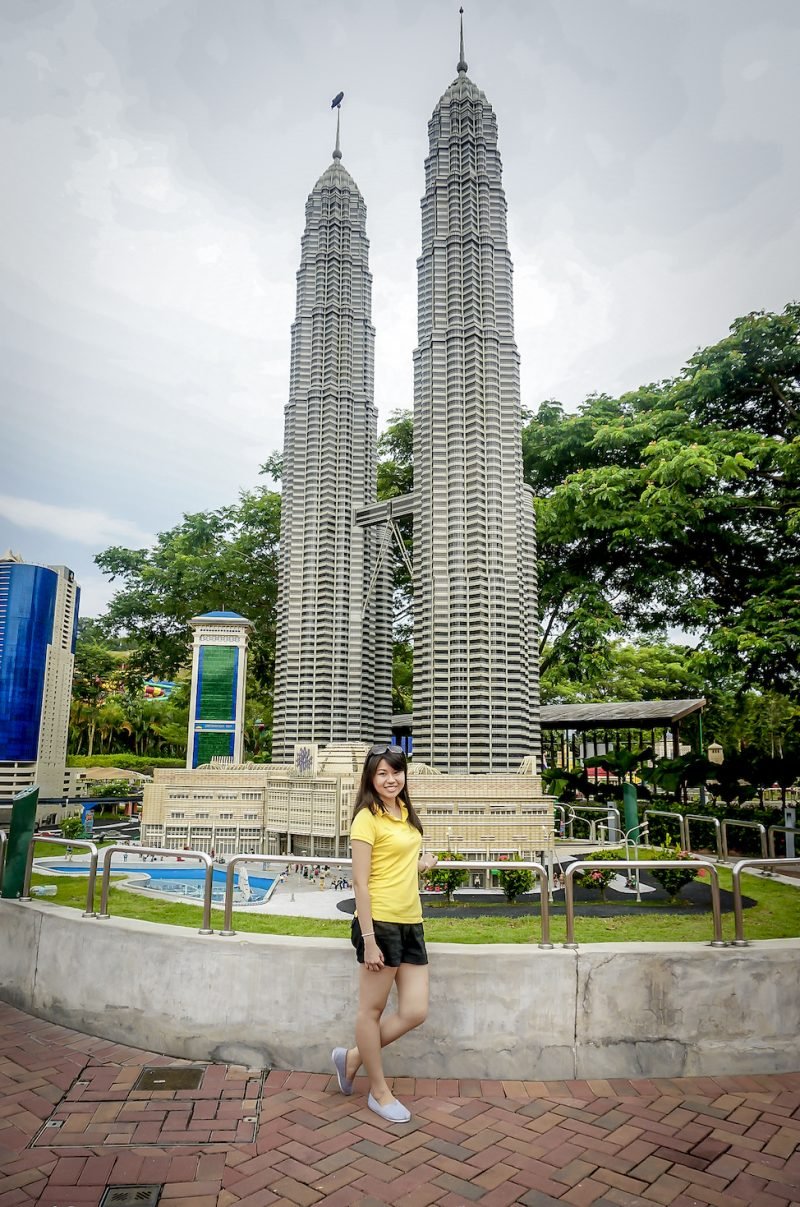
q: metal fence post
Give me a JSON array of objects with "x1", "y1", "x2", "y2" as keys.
[
  {"x1": 684, "y1": 814, "x2": 722, "y2": 859},
  {"x1": 96, "y1": 845, "x2": 215, "y2": 934},
  {"x1": 731, "y1": 856, "x2": 800, "y2": 945},
  {"x1": 20, "y1": 835, "x2": 99, "y2": 916},
  {"x1": 563, "y1": 858, "x2": 725, "y2": 948},
  {"x1": 721, "y1": 820, "x2": 768, "y2": 861}
]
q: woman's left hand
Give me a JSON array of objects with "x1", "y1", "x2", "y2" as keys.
[{"x1": 419, "y1": 853, "x2": 438, "y2": 873}]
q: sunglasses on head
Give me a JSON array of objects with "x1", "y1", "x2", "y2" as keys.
[{"x1": 369, "y1": 743, "x2": 405, "y2": 757}]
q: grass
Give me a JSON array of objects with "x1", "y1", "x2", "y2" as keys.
[{"x1": 25, "y1": 865, "x2": 800, "y2": 945}]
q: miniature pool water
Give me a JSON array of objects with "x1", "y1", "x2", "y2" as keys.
[{"x1": 37, "y1": 863, "x2": 274, "y2": 905}]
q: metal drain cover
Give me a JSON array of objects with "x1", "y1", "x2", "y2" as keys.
[
  {"x1": 133, "y1": 1066, "x2": 204, "y2": 1091},
  {"x1": 100, "y1": 1188, "x2": 162, "y2": 1206}
]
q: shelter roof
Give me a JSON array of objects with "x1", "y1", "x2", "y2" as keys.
[{"x1": 540, "y1": 699, "x2": 706, "y2": 730}]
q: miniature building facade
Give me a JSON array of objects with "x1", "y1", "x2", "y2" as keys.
[
  {"x1": 412, "y1": 32, "x2": 540, "y2": 773},
  {"x1": 141, "y1": 745, "x2": 553, "y2": 861},
  {"x1": 271, "y1": 121, "x2": 392, "y2": 761},
  {"x1": 186, "y1": 612, "x2": 253, "y2": 769}
]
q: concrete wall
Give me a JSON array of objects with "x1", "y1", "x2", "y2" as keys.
[{"x1": 1, "y1": 901, "x2": 798, "y2": 1079}]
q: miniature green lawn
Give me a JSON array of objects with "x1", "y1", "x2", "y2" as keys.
[{"x1": 26, "y1": 866, "x2": 800, "y2": 945}]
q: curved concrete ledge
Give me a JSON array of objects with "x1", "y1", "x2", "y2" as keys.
[{"x1": 1, "y1": 900, "x2": 798, "y2": 1080}]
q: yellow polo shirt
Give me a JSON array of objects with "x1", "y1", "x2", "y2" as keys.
[{"x1": 350, "y1": 804, "x2": 423, "y2": 924}]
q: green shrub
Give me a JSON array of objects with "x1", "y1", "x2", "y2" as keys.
[
  {"x1": 649, "y1": 841, "x2": 704, "y2": 904},
  {"x1": 574, "y1": 849, "x2": 625, "y2": 901},
  {"x1": 497, "y1": 855, "x2": 535, "y2": 903},
  {"x1": 425, "y1": 852, "x2": 468, "y2": 902},
  {"x1": 88, "y1": 778, "x2": 141, "y2": 798},
  {"x1": 68, "y1": 754, "x2": 183, "y2": 774},
  {"x1": 59, "y1": 816, "x2": 84, "y2": 839}
]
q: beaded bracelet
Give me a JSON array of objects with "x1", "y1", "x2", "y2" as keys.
[{"x1": 361, "y1": 931, "x2": 375, "y2": 939}]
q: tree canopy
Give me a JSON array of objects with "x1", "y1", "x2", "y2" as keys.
[
  {"x1": 96, "y1": 487, "x2": 281, "y2": 689},
  {"x1": 85, "y1": 304, "x2": 800, "y2": 761},
  {"x1": 528, "y1": 304, "x2": 800, "y2": 697}
]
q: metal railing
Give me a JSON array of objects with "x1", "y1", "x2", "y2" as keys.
[
  {"x1": 218, "y1": 853, "x2": 352, "y2": 936},
  {"x1": 19, "y1": 840, "x2": 800, "y2": 953},
  {"x1": 566, "y1": 804, "x2": 621, "y2": 843},
  {"x1": 642, "y1": 810, "x2": 687, "y2": 849},
  {"x1": 20, "y1": 836, "x2": 99, "y2": 917},
  {"x1": 96, "y1": 845, "x2": 215, "y2": 934},
  {"x1": 218, "y1": 853, "x2": 554, "y2": 948},
  {"x1": 722, "y1": 819, "x2": 767, "y2": 861},
  {"x1": 731, "y1": 857, "x2": 800, "y2": 945},
  {"x1": 684, "y1": 814, "x2": 722, "y2": 859},
  {"x1": 562, "y1": 858, "x2": 725, "y2": 948},
  {"x1": 768, "y1": 826, "x2": 798, "y2": 860},
  {"x1": 0, "y1": 829, "x2": 7, "y2": 894}
]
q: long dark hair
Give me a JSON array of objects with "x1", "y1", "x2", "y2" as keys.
[{"x1": 352, "y1": 746, "x2": 423, "y2": 836}]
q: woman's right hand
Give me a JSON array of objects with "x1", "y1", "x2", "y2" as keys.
[{"x1": 364, "y1": 936, "x2": 385, "y2": 971}]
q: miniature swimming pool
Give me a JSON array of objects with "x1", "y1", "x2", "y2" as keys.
[{"x1": 37, "y1": 863, "x2": 274, "y2": 905}]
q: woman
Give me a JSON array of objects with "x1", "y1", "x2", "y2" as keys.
[{"x1": 331, "y1": 743, "x2": 437, "y2": 1123}]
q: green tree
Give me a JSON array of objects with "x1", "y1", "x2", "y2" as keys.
[
  {"x1": 573, "y1": 849, "x2": 625, "y2": 901},
  {"x1": 425, "y1": 852, "x2": 468, "y2": 902},
  {"x1": 527, "y1": 305, "x2": 800, "y2": 696},
  {"x1": 59, "y1": 815, "x2": 84, "y2": 840},
  {"x1": 96, "y1": 486, "x2": 281, "y2": 689},
  {"x1": 649, "y1": 841, "x2": 703, "y2": 905},
  {"x1": 541, "y1": 639, "x2": 705, "y2": 706},
  {"x1": 378, "y1": 408, "x2": 414, "y2": 648},
  {"x1": 392, "y1": 642, "x2": 413, "y2": 714},
  {"x1": 497, "y1": 856, "x2": 535, "y2": 903}
]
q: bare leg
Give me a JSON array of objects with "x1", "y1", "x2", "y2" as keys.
[
  {"x1": 354, "y1": 964, "x2": 397, "y2": 1105},
  {"x1": 346, "y1": 963, "x2": 429, "y2": 1086}
]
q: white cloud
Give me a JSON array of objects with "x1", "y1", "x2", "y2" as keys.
[{"x1": 0, "y1": 495, "x2": 153, "y2": 549}]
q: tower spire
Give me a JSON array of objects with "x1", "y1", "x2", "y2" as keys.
[
  {"x1": 333, "y1": 107, "x2": 342, "y2": 160},
  {"x1": 457, "y1": 6, "x2": 468, "y2": 74},
  {"x1": 330, "y1": 91, "x2": 344, "y2": 160}
]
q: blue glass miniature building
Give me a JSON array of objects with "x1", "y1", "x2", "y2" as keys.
[{"x1": 0, "y1": 554, "x2": 79, "y2": 799}]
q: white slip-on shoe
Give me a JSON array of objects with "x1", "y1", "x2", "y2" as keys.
[
  {"x1": 331, "y1": 1047, "x2": 354, "y2": 1095},
  {"x1": 367, "y1": 1092, "x2": 411, "y2": 1123}
]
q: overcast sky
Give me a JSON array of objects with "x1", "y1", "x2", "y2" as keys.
[{"x1": 2, "y1": 0, "x2": 798, "y2": 616}]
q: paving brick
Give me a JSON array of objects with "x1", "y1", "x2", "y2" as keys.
[
  {"x1": 262, "y1": 1174, "x2": 322, "y2": 1205},
  {"x1": 4, "y1": 1001, "x2": 800, "y2": 1207},
  {"x1": 639, "y1": 1172, "x2": 690, "y2": 1204},
  {"x1": 748, "y1": 1161, "x2": 800, "y2": 1190},
  {"x1": 393, "y1": 1187, "x2": 447, "y2": 1207},
  {"x1": 560, "y1": 1178, "x2": 613, "y2": 1206},
  {"x1": 515, "y1": 1192, "x2": 565, "y2": 1207},
  {"x1": 594, "y1": 1168, "x2": 650, "y2": 1195},
  {"x1": 550, "y1": 1157, "x2": 600, "y2": 1187}
]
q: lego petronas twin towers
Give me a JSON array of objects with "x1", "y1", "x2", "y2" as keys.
[{"x1": 272, "y1": 23, "x2": 540, "y2": 774}]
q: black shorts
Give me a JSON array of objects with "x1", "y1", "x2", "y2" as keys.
[{"x1": 351, "y1": 917, "x2": 428, "y2": 967}]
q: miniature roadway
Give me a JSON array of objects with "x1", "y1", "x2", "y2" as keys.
[{"x1": 6, "y1": 865, "x2": 798, "y2": 1205}]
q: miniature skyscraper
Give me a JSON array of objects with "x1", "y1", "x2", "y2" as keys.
[
  {"x1": 0, "y1": 553, "x2": 79, "y2": 799},
  {"x1": 412, "y1": 17, "x2": 540, "y2": 773},
  {"x1": 187, "y1": 611, "x2": 253, "y2": 768},
  {"x1": 272, "y1": 109, "x2": 392, "y2": 761}
]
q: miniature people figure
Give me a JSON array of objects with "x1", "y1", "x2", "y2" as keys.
[{"x1": 331, "y1": 744, "x2": 437, "y2": 1124}]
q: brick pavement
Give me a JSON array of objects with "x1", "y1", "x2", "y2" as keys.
[{"x1": 1, "y1": 1002, "x2": 798, "y2": 1206}]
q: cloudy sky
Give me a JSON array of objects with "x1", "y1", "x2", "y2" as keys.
[{"x1": 2, "y1": 0, "x2": 798, "y2": 616}]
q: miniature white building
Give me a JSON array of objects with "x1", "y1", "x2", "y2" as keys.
[
  {"x1": 271, "y1": 113, "x2": 392, "y2": 761},
  {"x1": 412, "y1": 20, "x2": 540, "y2": 773},
  {"x1": 186, "y1": 611, "x2": 253, "y2": 769}
]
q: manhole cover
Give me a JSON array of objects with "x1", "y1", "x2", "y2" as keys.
[
  {"x1": 100, "y1": 1188, "x2": 162, "y2": 1206},
  {"x1": 133, "y1": 1067, "x2": 204, "y2": 1091}
]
